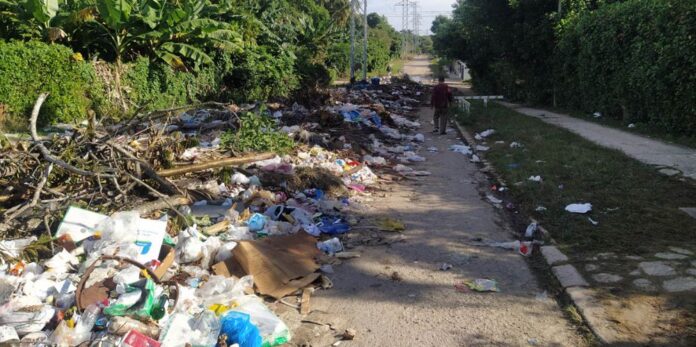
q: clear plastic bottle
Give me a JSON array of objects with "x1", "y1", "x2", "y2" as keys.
[{"x1": 72, "y1": 304, "x2": 100, "y2": 345}]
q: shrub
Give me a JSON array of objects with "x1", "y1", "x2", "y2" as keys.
[
  {"x1": 555, "y1": 0, "x2": 696, "y2": 135},
  {"x1": 0, "y1": 40, "x2": 97, "y2": 129},
  {"x1": 220, "y1": 112, "x2": 294, "y2": 154},
  {"x1": 122, "y1": 57, "x2": 220, "y2": 111},
  {"x1": 219, "y1": 47, "x2": 298, "y2": 103}
]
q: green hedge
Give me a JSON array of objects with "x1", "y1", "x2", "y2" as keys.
[
  {"x1": 555, "y1": 0, "x2": 696, "y2": 135},
  {"x1": 0, "y1": 41, "x2": 98, "y2": 129},
  {"x1": 121, "y1": 57, "x2": 220, "y2": 112}
]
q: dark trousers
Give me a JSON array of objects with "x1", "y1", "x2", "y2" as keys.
[{"x1": 434, "y1": 107, "x2": 448, "y2": 134}]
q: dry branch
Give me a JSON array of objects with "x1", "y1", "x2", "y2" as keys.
[
  {"x1": 29, "y1": 93, "x2": 113, "y2": 178},
  {"x1": 134, "y1": 195, "x2": 191, "y2": 216},
  {"x1": 108, "y1": 142, "x2": 181, "y2": 196},
  {"x1": 156, "y1": 152, "x2": 275, "y2": 177}
]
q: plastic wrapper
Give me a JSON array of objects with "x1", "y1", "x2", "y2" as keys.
[
  {"x1": 159, "y1": 311, "x2": 221, "y2": 347},
  {"x1": 196, "y1": 275, "x2": 253, "y2": 308},
  {"x1": 317, "y1": 237, "x2": 343, "y2": 255},
  {"x1": 0, "y1": 303, "x2": 55, "y2": 336}
]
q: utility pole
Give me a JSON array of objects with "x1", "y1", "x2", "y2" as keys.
[
  {"x1": 362, "y1": 0, "x2": 368, "y2": 81},
  {"x1": 412, "y1": 1, "x2": 419, "y2": 54},
  {"x1": 349, "y1": 4, "x2": 356, "y2": 82}
]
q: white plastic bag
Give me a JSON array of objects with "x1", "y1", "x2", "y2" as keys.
[
  {"x1": 176, "y1": 226, "x2": 204, "y2": 264},
  {"x1": 196, "y1": 275, "x2": 253, "y2": 308}
]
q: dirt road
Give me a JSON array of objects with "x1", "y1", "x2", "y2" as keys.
[{"x1": 297, "y1": 57, "x2": 585, "y2": 346}]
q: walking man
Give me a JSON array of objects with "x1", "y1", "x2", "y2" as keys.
[{"x1": 431, "y1": 76, "x2": 452, "y2": 134}]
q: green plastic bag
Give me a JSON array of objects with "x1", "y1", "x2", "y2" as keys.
[{"x1": 103, "y1": 279, "x2": 157, "y2": 319}]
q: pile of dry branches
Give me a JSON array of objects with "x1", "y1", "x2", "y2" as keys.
[{"x1": 0, "y1": 93, "x2": 270, "y2": 238}]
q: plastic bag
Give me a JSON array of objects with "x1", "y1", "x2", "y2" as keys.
[
  {"x1": 199, "y1": 236, "x2": 222, "y2": 269},
  {"x1": 317, "y1": 238, "x2": 343, "y2": 255},
  {"x1": 317, "y1": 217, "x2": 350, "y2": 235},
  {"x1": 98, "y1": 211, "x2": 140, "y2": 243},
  {"x1": 231, "y1": 295, "x2": 291, "y2": 347},
  {"x1": 196, "y1": 275, "x2": 253, "y2": 308},
  {"x1": 247, "y1": 214, "x2": 266, "y2": 232},
  {"x1": 219, "y1": 311, "x2": 262, "y2": 347},
  {"x1": 159, "y1": 311, "x2": 221, "y2": 347},
  {"x1": 214, "y1": 241, "x2": 238, "y2": 264},
  {"x1": 104, "y1": 279, "x2": 157, "y2": 319},
  {"x1": 176, "y1": 226, "x2": 204, "y2": 264}
]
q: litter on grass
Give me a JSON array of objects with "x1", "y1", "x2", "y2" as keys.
[{"x1": 565, "y1": 203, "x2": 592, "y2": 214}]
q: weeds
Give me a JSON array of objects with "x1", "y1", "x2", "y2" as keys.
[{"x1": 220, "y1": 112, "x2": 294, "y2": 154}]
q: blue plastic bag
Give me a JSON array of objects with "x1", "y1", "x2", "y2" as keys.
[
  {"x1": 318, "y1": 217, "x2": 350, "y2": 235},
  {"x1": 247, "y1": 213, "x2": 266, "y2": 232},
  {"x1": 220, "y1": 311, "x2": 262, "y2": 347}
]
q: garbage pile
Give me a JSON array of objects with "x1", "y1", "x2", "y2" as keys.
[{"x1": 0, "y1": 77, "x2": 428, "y2": 346}]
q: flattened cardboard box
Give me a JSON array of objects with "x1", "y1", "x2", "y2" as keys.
[{"x1": 213, "y1": 233, "x2": 320, "y2": 299}]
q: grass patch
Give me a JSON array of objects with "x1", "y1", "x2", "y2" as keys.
[{"x1": 457, "y1": 101, "x2": 696, "y2": 257}]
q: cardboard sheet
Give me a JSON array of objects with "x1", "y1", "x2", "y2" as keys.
[{"x1": 213, "y1": 233, "x2": 320, "y2": 299}]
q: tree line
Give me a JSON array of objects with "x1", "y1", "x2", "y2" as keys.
[
  {"x1": 0, "y1": 0, "x2": 422, "y2": 129},
  {"x1": 432, "y1": 0, "x2": 695, "y2": 136}
]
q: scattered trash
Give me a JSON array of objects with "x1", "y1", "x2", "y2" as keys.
[
  {"x1": 342, "y1": 328, "x2": 357, "y2": 341},
  {"x1": 457, "y1": 279, "x2": 499, "y2": 292},
  {"x1": 475, "y1": 129, "x2": 496, "y2": 140},
  {"x1": 486, "y1": 194, "x2": 503, "y2": 204},
  {"x1": 528, "y1": 175, "x2": 542, "y2": 182},
  {"x1": 440, "y1": 263, "x2": 453, "y2": 271},
  {"x1": 627, "y1": 123, "x2": 636, "y2": 128},
  {"x1": 525, "y1": 223, "x2": 538, "y2": 238},
  {"x1": 487, "y1": 240, "x2": 533, "y2": 256},
  {"x1": 0, "y1": 77, "x2": 431, "y2": 346},
  {"x1": 376, "y1": 218, "x2": 406, "y2": 232},
  {"x1": 470, "y1": 154, "x2": 481, "y2": 163},
  {"x1": 427, "y1": 146, "x2": 439, "y2": 152},
  {"x1": 317, "y1": 237, "x2": 344, "y2": 255},
  {"x1": 450, "y1": 144, "x2": 472, "y2": 155},
  {"x1": 535, "y1": 206, "x2": 548, "y2": 212},
  {"x1": 510, "y1": 142, "x2": 523, "y2": 148},
  {"x1": 565, "y1": 203, "x2": 592, "y2": 214},
  {"x1": 593, "y1": 112, "x2": 602, "y2": 118},
  {"x1": 475, "y1": 145, "x2": 490, "y2": 152},
  {"x1": 588, "y1": 217, "x2": 599, "y2": 226}
]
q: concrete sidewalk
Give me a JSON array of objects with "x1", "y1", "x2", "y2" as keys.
[{"x1": 498, "y1": 102, "x2": 696, "y2": 180}]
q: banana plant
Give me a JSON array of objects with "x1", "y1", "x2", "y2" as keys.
[
  {"x1": 0, "y1": 0, "x2": 66, "y2": 41},
  {"x1": 75, "y1": 0, "x2": 242, "y2": 69}
]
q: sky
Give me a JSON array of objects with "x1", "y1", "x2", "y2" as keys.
[{"x1": 367, "y1": 0, "x2": 456, "y2": 34}]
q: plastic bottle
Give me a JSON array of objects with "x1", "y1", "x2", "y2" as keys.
[{"x1": 72, "y1": 304, "x2": 100, "y2": 345}]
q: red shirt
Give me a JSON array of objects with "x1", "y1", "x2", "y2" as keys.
[{"x1": 431, "y1": 83, "x2": 452, "y2": 109}]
